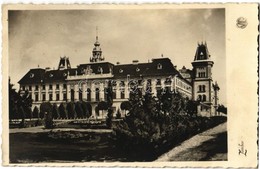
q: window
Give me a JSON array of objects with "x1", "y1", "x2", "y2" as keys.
[
  {"x1": 71, "y1": 89, "x2": 75, "y2": 101},
  {"x1": 35, "y1": 94, "x2": 39, "y2": 101},
  {"x1": 197, "y1": 95, "x2": 202, "y2": 101},
  {"x1": 63, "y1": 93, "x2": 67, "y2": 101},
  {"x1": 21, "y1": 86, "x2": 25, "y2": 91},
  {"x1": 113, "y1": 89, "x2": 116, "y2": 99},
  {"x1": 165, "y1": 78, "x2": 172, "y2": 85},
  {"x1": 120, "y1": 90, "x2": 125, "y2": 99},
  {"x1": 35, "y1": 85, "x2": 39, "y2": 90},
  {"x1": 156, "y1": 88, "x2": 162, "y2": 98},
  {"x1": 95, "y1": 88, "x2": 100, "y2": 101},
  {"x1": 146, "y1": 79, "x2": 152, "y2": 93},
  {"x1": 29, "y1": 94, "x2": 32, "y2": 100},
  {"x1": 63, "y1": 84, "x2": 67, "y2": 89},
  {"x1": 87, "y1": 88, "x2": 91, "y2": 101},
  {"x1": 49, "y1": 94, "x2": 53, "y2": 101},
  {"x1": 79, "y1": 91, "x2": 82, "y2": 101},
  {"x1": 157, "y1": 63, "x2": 162, "y2": 69},
  {"x1": 202, "y1": 95, "x2": 206, "y2": 101},
  {"x1": 56, "y1": 94, "x2": 59, "y2": 101},
  {"x1": 156, "y1": 79, "x2": 161, "y2": 85},
  {"x1": 29, "y1": 85, "x2": 32, "y2": 91},
  {"x1": 56, "y1": 84, "x2": 59, "y2": 90},
  {"x1": 42, "y1": 85, "x2": 45, "y2": 90},
  {"x1": 49, "y1": 85, "x2": 53, "y2": 90},
  {"x1": 42, "y1": 94, "x2": 46, "y2": 101}
]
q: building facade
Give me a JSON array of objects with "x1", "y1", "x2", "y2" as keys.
[{"x1": 18, "y1": 35, "x2": 219, "y2": 117}]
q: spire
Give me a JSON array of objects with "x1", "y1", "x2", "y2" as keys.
[
  {"x1": 194, "y1": 41, "x2": 210, "y2": 61},
  {"x1": 90, "y1": 27, "x2": 103, "y2": 62},
  {"x1": 96, "y1": 26, "x2": 98, "y2": 42}
]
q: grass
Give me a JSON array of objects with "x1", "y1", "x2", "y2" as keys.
[
  {"x1": 9, "y1": 131, "x2": 156, "y2": 163},
  {"x1": 9, "y1": 117, "x2": 227, "y2": 163}
]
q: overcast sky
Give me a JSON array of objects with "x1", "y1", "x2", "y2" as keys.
[{"x1": 9, "y1": 8, "x2": 226, "y2": 104}]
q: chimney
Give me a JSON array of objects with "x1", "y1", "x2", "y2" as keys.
[
  {"x1": 132, "y1": 60, "x2": 139, "y2": 65},
  {"x1": 116, "y1": 62, "x2": 120, "y2": 65},
  {"x1": 45, "y1": 67, "x2": 51, "y2": 71}
]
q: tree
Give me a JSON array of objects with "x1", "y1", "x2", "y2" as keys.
[
  {"x1": 106, "y1": 80, "x2": 114, "y2": 128},
  {"x1": 217, "y1": 105, "x2": 227, "y2": 114},
  {"x1": 52, "y1": 103, "x2": 60, "y2": 119},
  {"x1": 40, "y1": 102, "x2": 52, "y2": 116},
  {"x1": 20, "y1": 90, "x2": 33, "y2": 119},
  {"x1": 81, "y1": 101, "x2": 92, "y2": 118},
  {"x1": 97, "y1": 101, "x2": 108, "y2": 118},
  {"x1": 116, "y1": 109, "x2": 121, "y2": 119},
  {"x1": 32, "y1": 106, "x2": 40, "y2": 118},
  {"x1": 67, "y1": 102, "x2": 76, "y2": 119},
  {"x1": 75, "y1": 102, "x2": 84, "y2": 118},
  {"x1": 186, "y1": 100, "x2": 198, "y2": 116},
  {"x1": 9, "y1": 78, "x2": 19, "y2": 120},
  {"x1": 59, "y1": 103, "x2": 68, "y2": 119}
]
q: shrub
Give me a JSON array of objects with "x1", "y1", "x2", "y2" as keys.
[
  {"x1": 52, "y1": 103, "x2": 60, "y2": 119},
  {"x1": 81, "y1": 101, "x2": 92, "y2": 118},
  {"x1": 75, "y1": 102, "x2": 84, "y2": 118},
  {"x1": 66, "y1": 102, "x2": 76, "y2": 119},
  {"x1": 40, "y1": 102, "x2": 52, "y2": 119},
  {"x1": 116, "y1": 109, "x2": 121, "y2": 119},
  {"x1": 59, "y1": 103, "x2": 68, "y2": 119},
  {"x1": 32, "y1": 106, "x2": 39, "y2": 118}
]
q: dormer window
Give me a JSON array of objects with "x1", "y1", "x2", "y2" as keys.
[
  {"x1": 136, "y1": 67, "x2": 140, "y2": 72},
  {"x1": 49, "y1": 73, "x2": 53, "y2": 77},
  {"x1": 63, "y1": 73, "x2": 67, "y2": 77},
  {"x1": 29, "y1": 73, "x2": 34, "y2": 78},
  {"x1": 98, "y1": 67, "x2": 103, "y2": 74},
  {"x1": 119, "y1": 69, "x2": 124, "y2": 73},
  {"x1": 157, "y1": 63, "x2": 162, "y2": 69}
]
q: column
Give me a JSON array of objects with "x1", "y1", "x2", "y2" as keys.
[
  {"x1": 100, "y1": 82, "x2": 104, "y2": 101},
  {"x1": 67, "y1": 84, "x2": 71, "y2": 101},
  {"x1": 59, "y1": 83, "x2": 63, "y2": 102},
  {"x1": 116, "y1": 81, "x2": 120, "y2": 99},
  {"x1": 91, "y1": 81, "x2": 95, "y2": 101},
  {"x1": 82, "y1": 83, "x2": 87, "y2": 100},
  {"x1": 124, "y1": 79, "x2": 129, "y2": 99},
  {"x1": 53, "y1": 84, "x2": 56, "y2": 101},
  {"x1": 46, "y1": 84, "x2": 49, "y2": 101},
  {"x1": 74, "y1": 84, "x2": 79, "y2": 101},
  {"x1": 152, "y1": 79, "x2": 156, "y2": 96}
]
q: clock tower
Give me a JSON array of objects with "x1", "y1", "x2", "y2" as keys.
[{"x1": 191, "y1": 42, "x2": 214, "y2": 116}]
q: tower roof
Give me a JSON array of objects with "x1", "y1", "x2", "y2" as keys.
[
  {"x1": 194, "y1": 42, "x2": 211, "y2": 61},
  {"x1": 58, "y1": 56, "x2": 71, "y2": 70}
]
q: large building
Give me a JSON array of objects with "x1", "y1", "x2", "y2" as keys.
[{"x1": 18, "y1": 34, "x2": 220, "y2": 117}]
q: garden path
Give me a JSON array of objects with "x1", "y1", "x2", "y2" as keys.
[{"x1": 156, "y1": 122, "x2": 227, "y2": 161}]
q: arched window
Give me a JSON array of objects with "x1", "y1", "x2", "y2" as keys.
[
  {"x1": 95, "y1": 88, "x2": 100, "y2": 101},
  {"x1": 198, "y1": 95, "x2": 202, "y2": 101},
  {"x1": 87, "y1": 88, "x2": 91, "y2": 101},
  {"x1": 202, "y1": 95, "x2": 206, "y2": 101},
  {"x1": 199, "y1": 85, "x2": 202, "y2": 92},
  {"x1": 79, "y1": 90, "x2": 82, "y2": 101},
  {"x1": 71, "y1": 89, "x2": 75, "y2": 101},
  {"x1": 157, "y1": 63, "x2": 162, "y2": 69},
  {"x1": 202, "y1": 85, "x2": 206, "y2": 92}
]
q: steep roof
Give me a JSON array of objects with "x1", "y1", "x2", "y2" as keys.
[
  {"x1": 77, "y1": 62, "x2": 114, "y2": 74},
  {"x1": 18, "y1": 68, "x2": 45, "y2": 85},
  {"x1": 194, "y1": 43, "x2": 210, "y2": 61},
  {"x1": 113, "y1": 58, "x2": 180, "y2": 78}
]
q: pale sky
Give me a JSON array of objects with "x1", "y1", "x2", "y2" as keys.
[{"x1": 9, "y1": 8, "x2": 226, "y2": 104}]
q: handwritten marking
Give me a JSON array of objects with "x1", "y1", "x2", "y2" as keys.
[{"x1": 238, "y1": 141, "x2": 247, "y2": 156}]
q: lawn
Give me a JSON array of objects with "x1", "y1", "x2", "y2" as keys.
[{"x1": 9, "y1": 131, "x2": 157, "y2": 163}]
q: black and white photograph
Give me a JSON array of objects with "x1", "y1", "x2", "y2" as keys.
[{"x1": 3, "y1": 4, "x2": 258, "y2": 167}]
